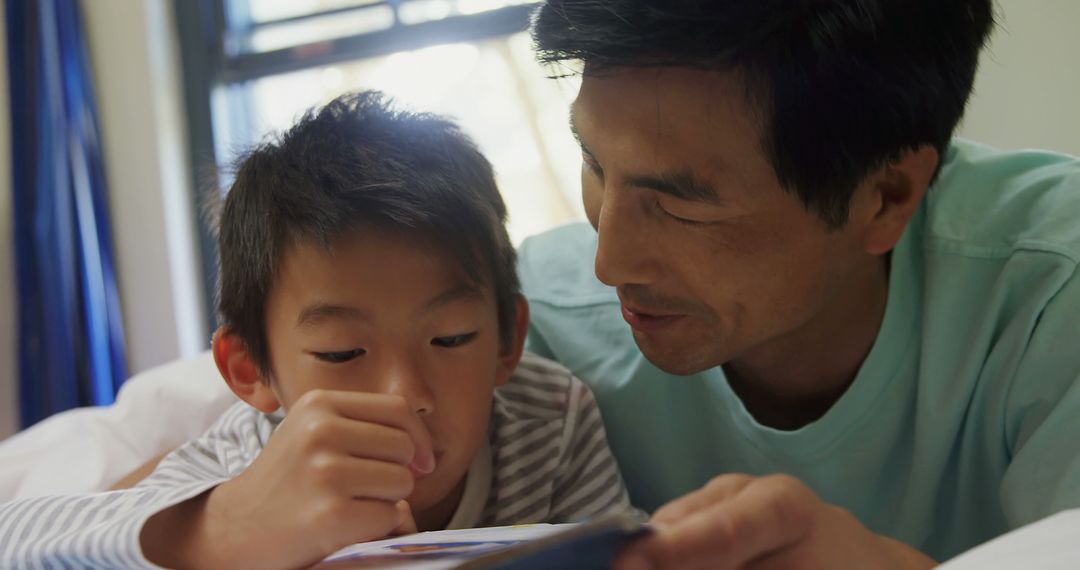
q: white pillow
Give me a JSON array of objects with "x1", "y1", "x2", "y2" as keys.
[{"x1": 0, "y1": 352, "x2": 235, "y2": 500}]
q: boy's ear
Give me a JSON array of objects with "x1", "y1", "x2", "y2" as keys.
[
  {"x1": 853, "y1": 145, "x2": 938, "y2": 255},
  {"x1": 495, "y1": 295, "x2": 530, "y2": 387},
  {"x1": 211, "y1": 327, "x2": 281, "y2": 414}
]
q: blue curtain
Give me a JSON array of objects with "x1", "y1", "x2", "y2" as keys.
[{"x1": 6, "y1": 0, "x2": 128, "y2": 428}]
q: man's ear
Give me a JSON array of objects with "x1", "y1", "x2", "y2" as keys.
[
  {"x1": 211, "y1": 327, "x2": 281, "y2": 414},
  {"x1": 495, "y1": 295, "x2": 530, "y2": 387},
  {"x1": 854, "y1": 145, "x2": 939, "y2": 255}
]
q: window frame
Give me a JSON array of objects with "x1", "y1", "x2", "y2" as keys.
[{"x1": 172, "y1": 0, "x2": 539, "y2": 335}]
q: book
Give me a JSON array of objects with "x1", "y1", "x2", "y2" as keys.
[{"x1": 312, "y1": 513, "x2": 650, "y2": 569}]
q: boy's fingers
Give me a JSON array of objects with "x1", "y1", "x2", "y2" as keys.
[
  {"x1": 390, "y1": 500, "x2": 418, "y2": 536},
  {"x1": 337, "y1": 499, "x2": 408, "y2": 544},
  {"x1": 307, "y1": 390, "x2": 436, "y2": 473},
  {"x1": 332, "y1": 458, "x2": 415, "y2": 501},
  {"x1": 333, "y1": 420, "x2": 417, "y2": 465}
]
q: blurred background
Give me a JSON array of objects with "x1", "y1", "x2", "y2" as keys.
[{"x1": 1, "y1": 0, "x2": 1078, "y2": 438}]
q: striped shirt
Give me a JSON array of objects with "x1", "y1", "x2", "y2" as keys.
[{"x1": 0, "y1": 353, "x2": 636, "y2": 568}]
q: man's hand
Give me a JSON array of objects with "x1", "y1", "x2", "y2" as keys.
[
  {"x1": 140, "y1": 390, "x2": 434, "y2": 570},
  {"x1": 615, "y1": 474, "x2": 937, "y2": 570}
]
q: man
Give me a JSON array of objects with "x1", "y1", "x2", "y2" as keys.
[{"x1": 517, "y1": 0, "x2": 1080, "y2": 568}]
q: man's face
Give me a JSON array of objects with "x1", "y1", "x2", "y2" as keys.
[
  {"x1": 572, "y1": 68, "x2": 875, "y2": 375},
  {"x1": 262, "y1": 229, "x2": 509, "y2": 516}
]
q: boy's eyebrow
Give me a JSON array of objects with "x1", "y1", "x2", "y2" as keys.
[
  {"x1": 296, "y1": 303, "x2": 371, "y2": 328},
  {"x1": 422, "y1": 283, "x2": 485, "y2": 312},
  {"x1": 294, "y1": 285, "x2": 483, "y2": 328}
]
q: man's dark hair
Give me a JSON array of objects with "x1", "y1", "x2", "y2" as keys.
[
  {"x1": 214, "y1": 91, "x2": 519, "y2": 376},
  {"x1": 533, "y1": 0, "x2": 995, "y2": 227}
]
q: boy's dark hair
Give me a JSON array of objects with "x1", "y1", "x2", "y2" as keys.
[
  {"x1": 532, "y1": 0, "x2": 995, "y2": 227},
  {"x1": 215, "y1": 91, "x2": 519, "y2": 376}
]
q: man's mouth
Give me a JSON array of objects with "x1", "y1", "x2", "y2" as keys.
[{"x1": 620, "y1": 303, "x2": 686, "y2": 333}]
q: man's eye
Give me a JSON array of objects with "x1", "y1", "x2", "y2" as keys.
[
  {"x1": 655, "y1": 199, "x2": 709, "y2": 227},
  {"x1": 313, "y1": 349, "x2": 366, "y2": 363},
  {"x1": 431, "y1": 332, "x2": 478, "y2": 348},
  {"x1": 582, "y1": 153, "x2": 603, "y2": 176}
]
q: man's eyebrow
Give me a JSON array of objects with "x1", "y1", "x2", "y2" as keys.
[
  {"x1": 625, "y1": 171, "x2": 722, "y2": 204},
  {"x1": 568, "y1": 105, "x2": 579, "y2": 143},
  {"x1": 570, "y1": 104, "x2": 720, "y2": 204},
  {"x1": 568, "y1": 107, "x2": 597, "y2": 159},
  {"x1": 422, "y1": 283, "x2": 485, "y2": 312},
  {"x1": 296, "y1": 303, "x2": 370, "y2": 328}
]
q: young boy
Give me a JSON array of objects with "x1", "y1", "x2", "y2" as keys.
[{"x1": 0, "y1": 91, "x2": 634, "y2": 568}]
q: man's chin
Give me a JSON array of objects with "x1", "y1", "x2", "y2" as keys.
[{"x1": 631, "y1": 332, "x2": 721, "y2": 376}]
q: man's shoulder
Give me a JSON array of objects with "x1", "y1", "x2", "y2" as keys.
[
  {"x1": 517, "y1": 222, "x2": 618, "y2": 308},
  {"x1": 926, "y1": 139, "x2": 1080, "y2": 261}
]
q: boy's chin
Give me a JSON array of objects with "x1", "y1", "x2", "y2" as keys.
[
  {"x1": 409, "y1": 478, "x2": 449, "y2": 507},
  {"x1": 408, "y1": 471, "x2": 469, "y2": 519}
]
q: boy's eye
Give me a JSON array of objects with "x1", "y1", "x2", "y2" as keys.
[
  {"x1": 431, "y1": 332, "x2": 478, "y2": 348},
  {"x1": 313, "y1": 349, "x2": 366, "y2": 363}
]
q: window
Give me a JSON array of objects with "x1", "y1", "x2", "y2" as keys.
[{"x1": 174, "y1": 0, "x2": 584, "y2": 332}]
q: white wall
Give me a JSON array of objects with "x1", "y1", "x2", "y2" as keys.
[
  {"x1": 81, "y1": 0, "x2": 208, "y2": 375},
  {"x1": 959, "y1": 0, "x2": 1080, "y2": 156},
  {"x1": 0, "y1": 5, "x2": 17, "y2": 439}
]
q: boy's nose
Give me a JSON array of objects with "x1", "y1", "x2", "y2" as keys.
[{"x1": 382, "y1": 362, "x2": 436, "y2": 417}]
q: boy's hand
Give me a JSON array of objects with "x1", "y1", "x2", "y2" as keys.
[
  {"x1": 614, "y1": 474, "x2": 936, "y2": 570},
  {"x1": 141, "y1": 390, "x2": 435, "y2": 570}
]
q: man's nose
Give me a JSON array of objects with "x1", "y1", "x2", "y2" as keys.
[
  {"x1": 594, "y1": 189, "x2": 659, "y2": 287},
  {"x1": 380, "y1": 359, "x2": 436, "y2": 417}
]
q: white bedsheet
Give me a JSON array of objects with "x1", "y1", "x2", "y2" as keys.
[
  {"x1": 937, "y1": 509, "x2": 1080, "y2": 569},
  {"x1": 0, "y1": 352, "x2": 234, "y2": 500}
]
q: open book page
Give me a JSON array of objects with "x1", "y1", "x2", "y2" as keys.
[{"x1": 312, "y1": 514, "x2": 648, "y2": 569}]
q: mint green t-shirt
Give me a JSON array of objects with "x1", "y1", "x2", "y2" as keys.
[{"x1": 517, "y1": 139, "x2": 1080, "y2": 561}]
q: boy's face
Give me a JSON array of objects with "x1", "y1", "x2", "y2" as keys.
[{"x1": 260, "y1": 229, "x2": 520, "y2": 519}]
